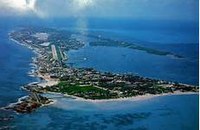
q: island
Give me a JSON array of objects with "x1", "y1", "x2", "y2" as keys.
[{"x1": 6, "y1": 27, "x2": 198, "y2": 113}]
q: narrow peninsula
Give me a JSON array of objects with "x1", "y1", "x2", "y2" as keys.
[{"x1": 6, "y1": 27, "x2": 198, "y2": 113}]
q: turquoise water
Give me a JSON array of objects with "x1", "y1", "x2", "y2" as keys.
[
  {"x1": 0, "y1": 19, "x2": 199, "y2": 130},
  {"x1": 11, "y1": 94, "x2": 199, "y2": 130}
]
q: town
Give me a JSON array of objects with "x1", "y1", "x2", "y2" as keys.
[{"x1": 7, "y1": 27, "x2": 198, "y2": 113}]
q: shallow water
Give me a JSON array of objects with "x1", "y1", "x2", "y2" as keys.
[
  {"x1": 11, "y1": 94, "x2": 199, "y2": 130},
  {"x1": 0, "y1": 19, "x2": 198, "y2": 130}
]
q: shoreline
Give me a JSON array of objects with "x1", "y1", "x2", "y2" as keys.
[
  {"x1": 63, "y1": 91, "x2": 199, "y2": 103},
  {"x1": 10, "y1": 35, "x2": 199, "y2": 103},
  {"x1": 8, "y1": 30, "x2": 199, "y2": 112},
  {"x1": 10, "y1": 37, "x2": 59, "y2": 87},
  {"x1": 43, "y1": 91, "x2": 198, "y2": 104}
]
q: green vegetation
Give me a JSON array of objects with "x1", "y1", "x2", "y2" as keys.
[
  {"x1": 11, "y1": 27, "x2": 197, "y2": 102},
  {"x1": 89, "y1": 41, "x2": 183, "y2": 58},
  {"x1": 45, "y1": 81, "x2": 119, "y2": 99}
]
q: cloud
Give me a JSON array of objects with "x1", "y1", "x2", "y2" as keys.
[
  {"x1": 0, "y1": 0, "x2": 37, "y2": 16},
  {"x1": 0, "y1": 0, "x2": 198, "y2": 21},
  {"x1": 72, "y1": 0, "x2": 94, "y2": 11},
  {"x1": 32, "y1": 0, "x2": 95, "y2": 18}
]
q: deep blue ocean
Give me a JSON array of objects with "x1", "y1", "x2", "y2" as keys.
[{"x1": 0, "y1": 18, "x2": 199, "y2": 130}]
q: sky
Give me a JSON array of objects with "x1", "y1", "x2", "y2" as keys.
[{"x1": 0, "y1": 0, "x2": 198, "y2": 21}]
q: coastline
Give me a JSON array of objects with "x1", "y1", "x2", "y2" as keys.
[
  {"x1": 10, "y1": 37, "x2": 59, "y2": 88},
  {"x1": 8, "y1": 29, "x2": 199, "y2": 112},
  {"x1": 42, "y1": 90, "x2": 199, "y2": 104},
  {"x1": 61, "y1": 91, "x2": 199, "y2": 103}
]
